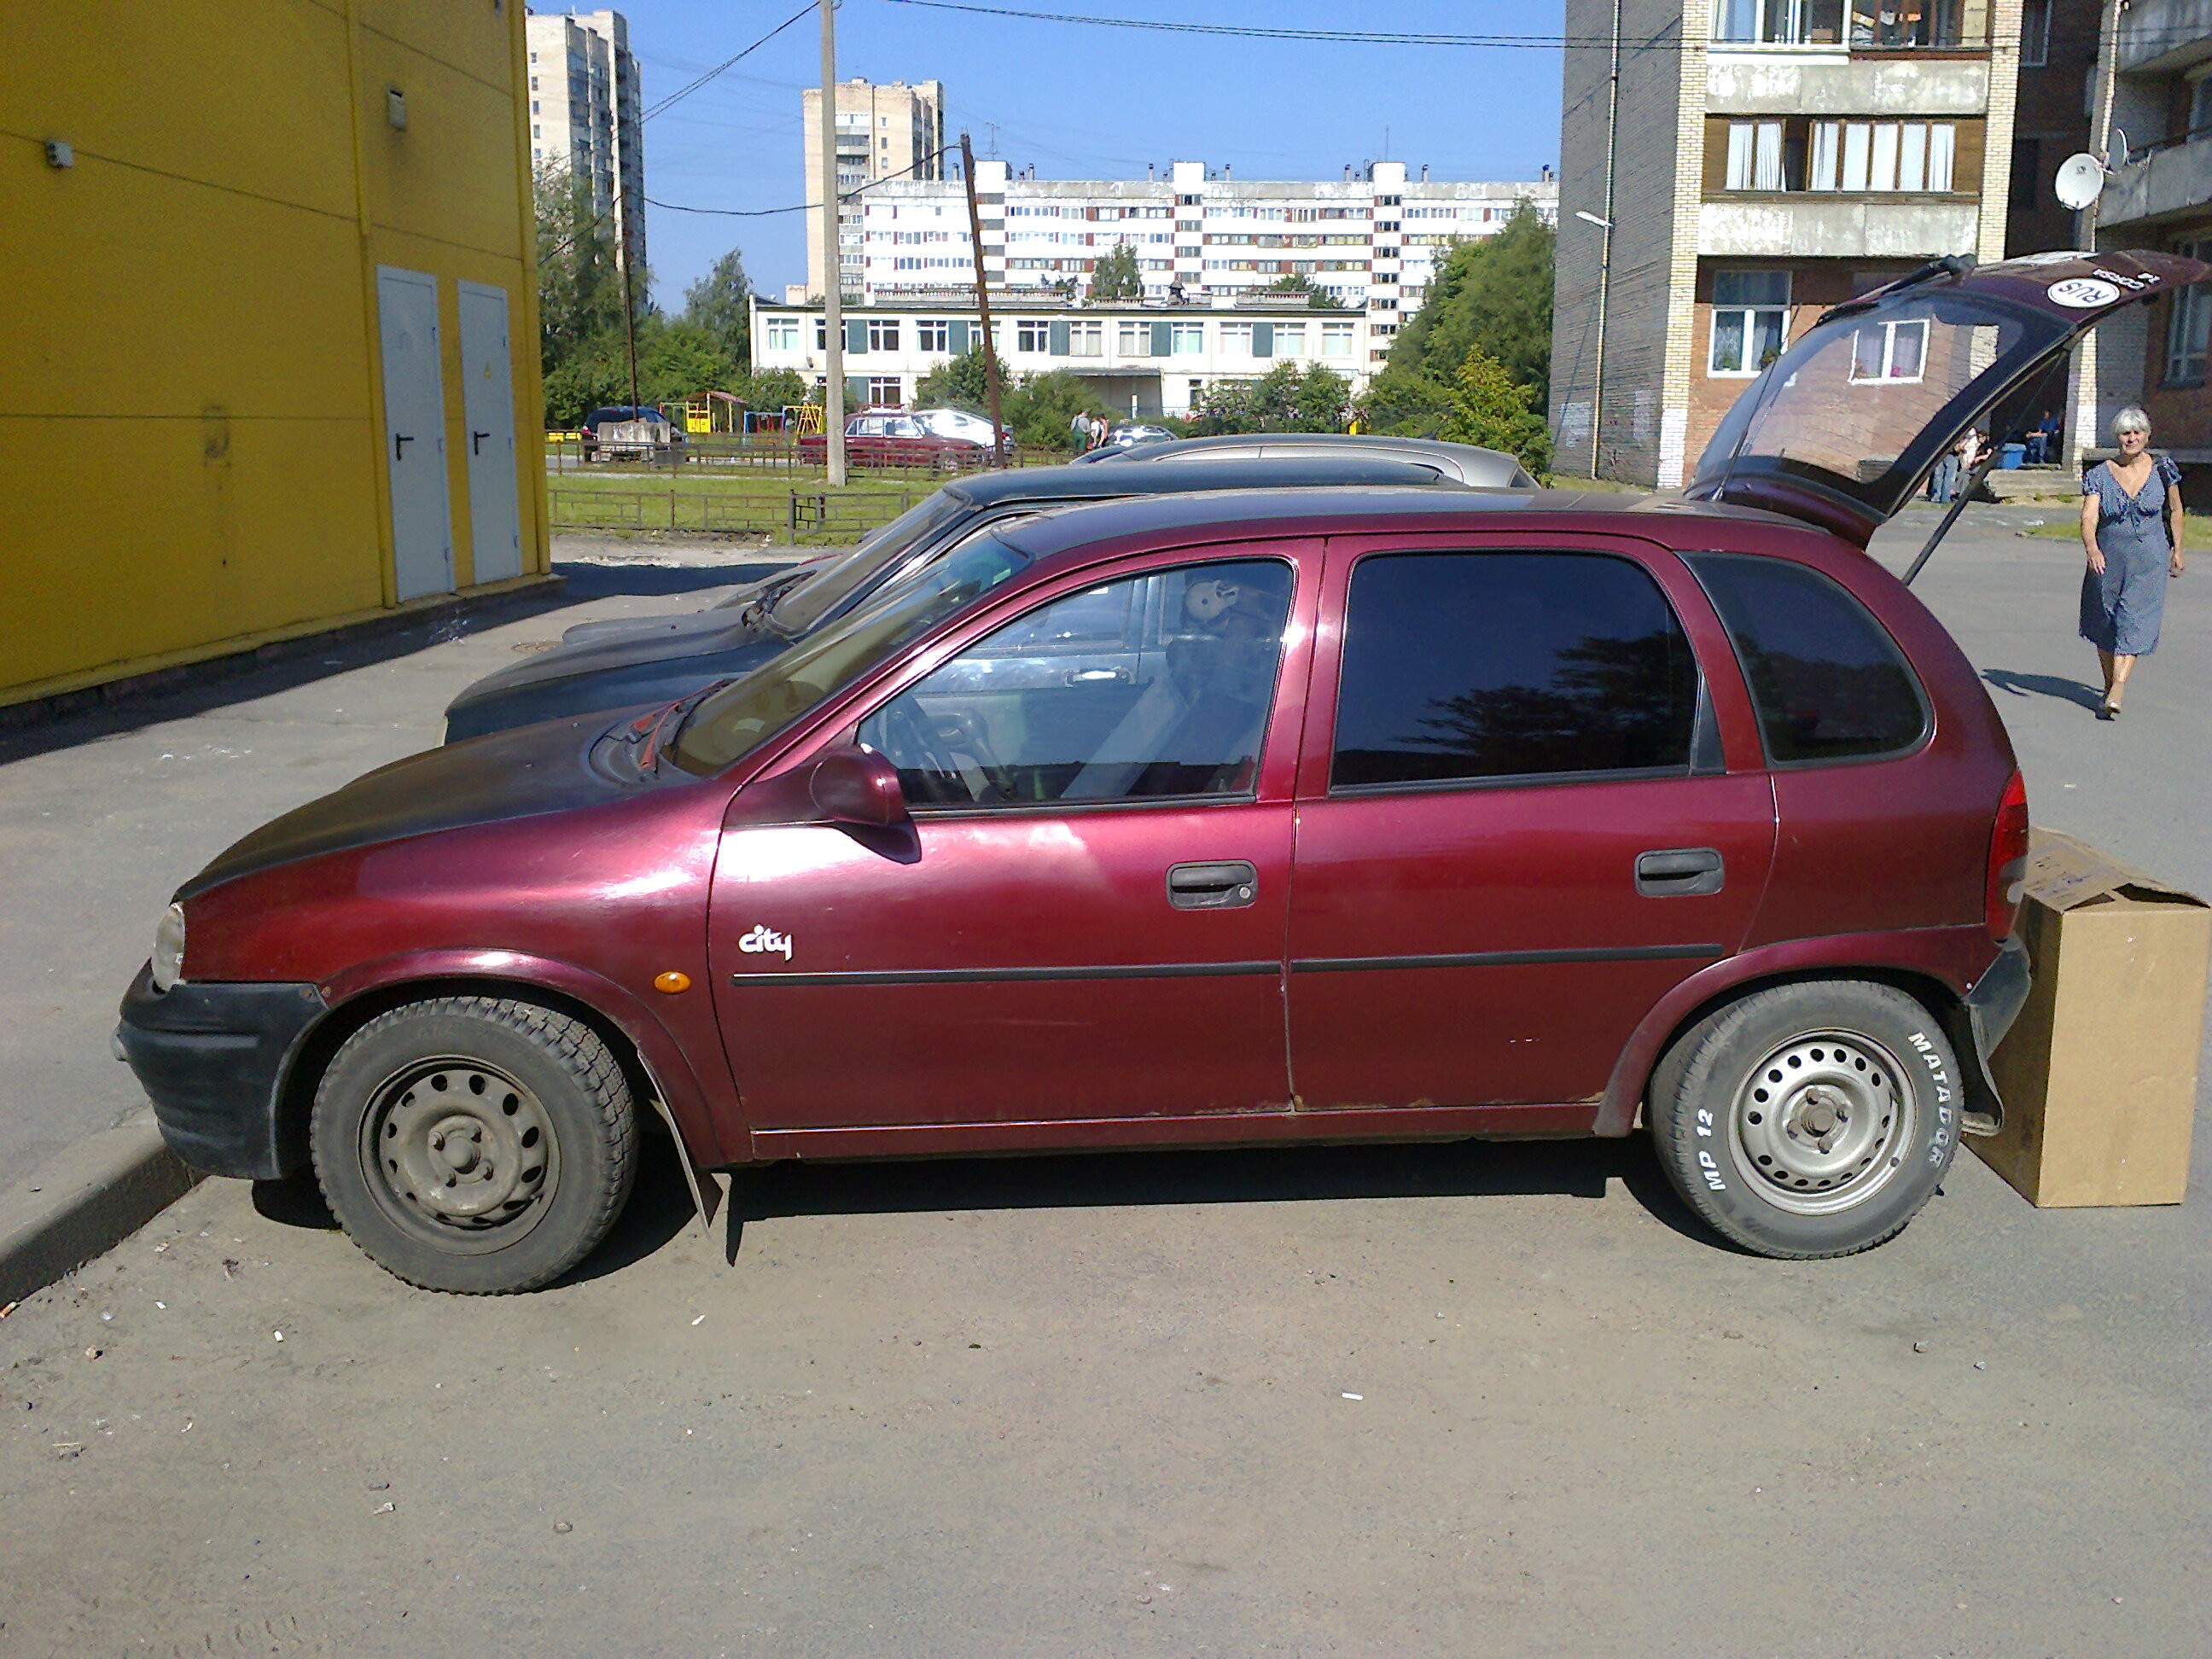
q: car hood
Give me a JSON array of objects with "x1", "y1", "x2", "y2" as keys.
[
  {"x1": 447, "y1": 607, "x2": 766, "y2": 718},
  {"x1": 178, "y1": 708, "x2": 669, "y2": 899},
  {"x1": 1685, "y1": 249, "x2": 2212, "y2": 544}
]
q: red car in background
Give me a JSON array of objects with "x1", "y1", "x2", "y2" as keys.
[
  {"x1": 115, "y1": 253, "x2": 2197, "y2": 1294},
  {"x1": 798, "y1": 409, "x2": 991, "y2": 472}
]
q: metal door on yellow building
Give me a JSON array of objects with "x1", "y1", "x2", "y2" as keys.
[
  {"x1": 458, "y1": 282, "x2": 522, "y2": 585},
  {"x1": 376, "y1": 266, "x2": 455, "y2": 602}
]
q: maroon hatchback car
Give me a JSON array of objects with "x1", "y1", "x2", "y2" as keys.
[{"x1": 117, "y1": 253, "x2": 2196, "y2": 1292}]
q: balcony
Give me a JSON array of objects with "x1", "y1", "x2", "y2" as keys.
[
  {"x1": 1710, "y1": 0, "x2": 1988, "y2": 51},
  {"x1": 1699, "y1": 196, "x2": 1978, "y2": 257},
  {"x1": 2116, "y1": 0, "x2": 2212, "y2": 76},
  {"x1": 2099, "y1": 134, "x2": 2212, "y2": 230},
  {"x1": 1707, "y1": 56, "x2": 1988, "y2": 116}
]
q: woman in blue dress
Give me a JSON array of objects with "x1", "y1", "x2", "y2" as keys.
[{"x1": 2080, "y1": 405, "x2": 2186, "y2": 719}]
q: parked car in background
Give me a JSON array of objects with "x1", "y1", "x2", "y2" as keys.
[
  {"x1": 1076, "y1": 432, "x2": 1538, "y2": 486},
  {"x1": 1102, "y1": 422, "x2": 1176, "y2": 450},
  {"x1": 118, "y1": 253, "x2": 2197, "y2": 1295},
  {"x1": 579, "y1": 405, "x2": 681, "y2": 463},
  {"x1": 798, "y1": 411, "x2": 989, "y2": 471},
  {"x1": 441, "y1": 453, "x2": 1461, "y2": 741},
  {"x1": 912, "y1": 407, "x2": 1002, "y2": 448}
]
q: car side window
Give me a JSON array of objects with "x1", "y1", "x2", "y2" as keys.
[
  {"x1": 1685, "y1": 553, "x2": 1928, "y2": 765},
  {"x1": 1330, "y1": 550, "x2": 1699, "y2": 790},
  {"x1": 859, "y1": 559, "x2": 1295, "y2": 807}
]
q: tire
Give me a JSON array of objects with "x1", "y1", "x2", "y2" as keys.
[
  {"x1": 310, "y1": 997, "x2": 637, "y2": 1294},
  {"x1": 1648, "y1": 980, "x2": 1961, "y2": 1260}
]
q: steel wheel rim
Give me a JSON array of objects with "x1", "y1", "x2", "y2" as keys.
[
  {"x1": 1726, "y1": 1028, "x2": 1914, "y2": 1216},
  {"x1": 357, "y1": 1056, "x2": 562, "y2": 1254}
]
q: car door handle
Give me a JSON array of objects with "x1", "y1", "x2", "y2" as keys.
[
  {"x1": 393, "y1": 432, "x2": 413, "y2": 460},
  {"x1": 1065, "y1": 667, "x2": 1133, "y2": 685},
  {"x1": 1636, "y1": 847, "x2": 1725, "y2": 897},
  {"x1": 472, "y1": 429, "x2": 491, "y2": 455},
  {"x1": 1167, "y1": 860, "x2": 1258, "y2": 910}
]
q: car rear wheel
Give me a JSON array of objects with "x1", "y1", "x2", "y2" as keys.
[
  {"x1": 310, "y1": 996, "x2": 637, "y2": 1294},
  {"x1": 1649, "y1": 981, "x2": 1961, "y2": 1259}
]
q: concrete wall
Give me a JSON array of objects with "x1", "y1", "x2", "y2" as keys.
[
  {"x1": 1698, "y1": 199, "x2": 1983, "y2": 254},
  {"x1": 0, "y1": 0, "x2": 548, "y2": 707},
  {"x1": 1706, "y1": 55, "x2": 1990, "y2": 115}
]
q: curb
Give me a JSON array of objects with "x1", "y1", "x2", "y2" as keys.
[{"x1": 0, "y1": 1113, "x2": 200, "y2": 1306}]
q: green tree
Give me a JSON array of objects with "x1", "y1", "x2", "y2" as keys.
[
  {"x1": 682, "y1": 247, "x2": 752, "y2": 371},
  {"x1": 535, "y1": 161, "x2": 625, "y2": 381},
  {"x1": 1351, "y1": 364, "x2": 1456, "y2": 439},
  {"x1": 737, "y1": 367, "x2": 806, "y2": 412},
  {"x1": 1086, "y1": 243, "x2": 1144, "y2": 302},
  {"x1": 1261, "y1": 271, "x2": 1348, "y2": 310},
  {"x1": 1436, "y1": 347, "x2": 1551, "y2": 474},
  {"x1": 1004, "y1": 370, "x2": 1106, "y2": 449},
  {"x1": 913, "y1": 344, "x2": 1004, "y2": 411},
  {"x1": 1188, "y1": 361, "x2": 1350, "y2": 435},
  {"x1": 1292, "y1": 362, "x2": 1352, "y2": 428},
  {"x1": 1388, "y1": 201, "x2": 1554, "y2": 407}
]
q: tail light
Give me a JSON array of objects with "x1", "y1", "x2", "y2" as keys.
[{"x1": 1986, "y1": 769, "x2": 2029, "y2": 940}]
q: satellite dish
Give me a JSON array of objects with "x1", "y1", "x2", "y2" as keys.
[
  {"x1": 2055, "y1": 152, "x2": 2105, "y2": 211},
  {"x1": 2107, "y1": 128, "x2": 2129, "y2": 171}
]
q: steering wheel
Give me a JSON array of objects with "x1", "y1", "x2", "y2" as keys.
[{"x1": 928, "y1": 707, "x2": 1020, "y2": 802}]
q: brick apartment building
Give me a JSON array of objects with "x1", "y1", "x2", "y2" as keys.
[{"x1": 1551, "y1": 0, "x2": 2025, "y2": 486}]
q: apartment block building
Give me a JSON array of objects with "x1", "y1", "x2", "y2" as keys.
[
  {"x1": 526, "y1": 9, "x2": 645, "y2": 271},
  {"x1": 1551, "y1": 0, "x2": 2023, "y2": 486},
  {"x1": 748, "y1": 294, "x2": 1375, "y2": 421},
  {"x1": 2006, "y1": 0, "x2": 2099, "y2": 258},
  {"x1": 2069, "y1": 0, "x2": 2212, "y2": 477},
  {"x1": 801, "y1": 79, "x2": 948, "y2": 299},
  {"x1": 796, "y1": 159, "x2": 1556, "y2": 375}
]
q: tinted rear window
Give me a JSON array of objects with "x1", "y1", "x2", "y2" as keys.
[
  {"x1": 1331, "y1": 551, "x2": 1699, "y2": 789},
  {"x1": 1685, "y1": 553, "x2": 1927, "y2": 765}
]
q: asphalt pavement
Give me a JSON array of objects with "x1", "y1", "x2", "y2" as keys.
[{"x1": 0, "y1": 509, "x2": 2206, "y2": 1655}]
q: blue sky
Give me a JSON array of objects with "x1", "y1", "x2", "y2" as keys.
[{"x1": 599, "y1": 0, "x2": 1567, "y2": 308}]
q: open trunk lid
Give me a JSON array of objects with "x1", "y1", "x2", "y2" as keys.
[{"x1": 1685, "y1": 250, "x2": 2210, "y2": 546}]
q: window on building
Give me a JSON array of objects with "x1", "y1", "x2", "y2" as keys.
[
  {"x1": 866, "y1": 376, "x2": 905, "y2": 405},
  {"x1": 1849, "y1": 317, "x2": 1928, "y2": 383},
  {"x1": 1221, "y1": 322, "x2": 1254, "y2": 355},
  {"x1": 1016, "y1": 319, "x2": 1051, "y2": 352},
  {"x1": 867, "y1": 318, "x2": 900, "y2": 351},
  {"x1": 916, "y1": 319, "x2": 951, "y2": 352},
  {"x1": 2011, "y1": 139, "x2": 2042, "y2": 212},
  {"x1": 1710, "y1": 270, "x2": 1790, "y2": 375},
  {"x1": 2021, "y1": 0, "x2": 2051, "y2": 66},
  {"x1": 1170, "y1": 322, "x2": 1205, "y2": 354},
  {"x1": 2192, "y1": 73, "x2": 2212, "y2": 137},
  {"x1": 1068, "y1": 320, "x2": 1103, "y2": 357},
  {"x1": 765, "y1": 318, "x2": 800, "y2": 352},
  {"x1": 1809, "y1": 121, "x2": 1954, "y2": 192},
  {"x1": 1330, "y1": 553, "x2": 1698, "y2": 790},
  {"x1": 1276, "y1": 322, "x2": 1307, "y2": 357},
  {"x1": 1685, "y1": 554, "x2": 1927, "y2": 765},
  {"x1": 816, "y1": 319, "x2": 828, "y2": 351},
  {"x1": 1714, "y1": 0, "x2": 1845, "y2": 44},
  {"x1": 1321, "y1": 321, "x2": 1354, "y2": 358},
  {"x1": 2164, "y1": 239, "x2": 2212, "y2": 385},
  {"x1": 1848, "y1": 0, "x2": 1975, "y2": 48},
  {"x1": 1119, "y1": 322, "x2": 1150, "y2": 355},
  {"x1": 1726, "y1": 121, "x2": 1786, "y2": 189}
]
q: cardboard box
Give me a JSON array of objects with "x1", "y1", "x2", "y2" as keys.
[{"x1": 1976, "y1": 830, "x2": 2210, "y2": 1206}]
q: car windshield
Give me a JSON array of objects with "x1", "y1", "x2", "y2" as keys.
[
  {"x1": 671, "y1": 527, "x2": 1034, "y2": 774},
  {"x1": 765, "y1": 489, "x2": 971, "y2": 636}
]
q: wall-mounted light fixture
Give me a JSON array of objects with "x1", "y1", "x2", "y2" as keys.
[
  {"x1": 386, "y1": 87, "x2": 408, "y2": 131},
  {"x1": 45, "y1": 139, "x2": 73, "y2": 169}
]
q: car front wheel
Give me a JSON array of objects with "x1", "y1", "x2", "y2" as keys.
[
  {"x1": 1649, "y1": 981, "x2": 1961, "y2": 1259},
  {"x1": 311, "y1": 996, "x2": 637, "y2": 1294}
]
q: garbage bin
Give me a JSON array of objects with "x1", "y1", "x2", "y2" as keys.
[{"x1": 1999, "y1": 441, "x2": 2026, "y2": 469}]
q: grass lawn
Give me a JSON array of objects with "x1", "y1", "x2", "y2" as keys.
[{"x1": 546, "y1": 468, "x2": 946, "y2": 541}]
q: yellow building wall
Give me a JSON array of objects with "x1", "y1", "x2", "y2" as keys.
[{"x1": 0, "y1": 0, "x2": 550, "y2": 707}]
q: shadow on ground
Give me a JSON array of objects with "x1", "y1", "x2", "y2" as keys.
[
  {"x1": 251, "y1": 1132, "x2": 1718, "y2": 1285},
  {"x1": 1982, "y1": 667, "x2": 2104, "y2": 712},
  {"x1": 0, "y1": 557, "x2": 784, "y2": 765},
  {"x1": 714, "y1": 1134, "x2": 1713, "y2": 1264}
]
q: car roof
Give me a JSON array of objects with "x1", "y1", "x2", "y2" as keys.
[
  {"x1": 983, "y1": 484, "x2": 1826, "y2": 573},
  {"x1": 1098, "y1": 433, "x2": 1534, "y2": 486},
  {"x1": 940, "y1": 453, "x2": 1461, "y2": 505}
]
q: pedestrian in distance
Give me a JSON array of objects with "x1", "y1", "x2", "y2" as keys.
[
  {"x1": 2080, "y1": 405, "x2": 2186, "y2": 720},
  {"x1": 1090, "y1": 411, "x2": 1108, "y2": 450},
  {"x1": 1068, "y1": 408, "x2": 1091, "y2": 456}
]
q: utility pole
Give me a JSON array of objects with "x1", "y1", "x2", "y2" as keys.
[
  {"x1": 960, "y1": 130, "x2": 1008, "y2": 465},
  {"x1": 818, "y1": 0, "x2": 846, "y2": 486},
  {"x1": 1592, "y1": 0, "x2": 1621, "y2": 480}
]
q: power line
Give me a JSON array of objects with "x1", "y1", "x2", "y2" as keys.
[
  {"x1": 642, "y1": 2, "x2": 819, "y2": 122},
  {"x1": 882, "y1": 0, "x2": 1582, "y2": 49},
  {"x1": 644, "y1": 143, "x2": 953, "y2": 220}
]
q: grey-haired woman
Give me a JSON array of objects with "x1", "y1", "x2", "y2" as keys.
[{"x1": 2080, "y1": 405, "x2": 2186, "y2": 719}]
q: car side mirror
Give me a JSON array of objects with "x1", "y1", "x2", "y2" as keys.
[{"x1": 809, "y1": 744, "x2": 909, "y2": 828}]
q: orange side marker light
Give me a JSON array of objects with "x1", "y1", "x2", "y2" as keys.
[{"x1": 653, "y1": 970, "x2": 692, "y2": 994}]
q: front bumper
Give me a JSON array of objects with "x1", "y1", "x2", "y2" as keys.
[
  {"x1": 115, "y1": 965, "x2": 326, "y2": 1179},
  {"x1": 1954, "y1": 935, "x2": 2032, "y2": 1137}
]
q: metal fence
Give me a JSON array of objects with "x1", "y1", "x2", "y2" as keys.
[
  {"x1": 546, "y1": 483, "x2": 928, "y2": 542},
  {"x1": 544, "y1": 432, "x2": 1068, "y2": 476}
]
